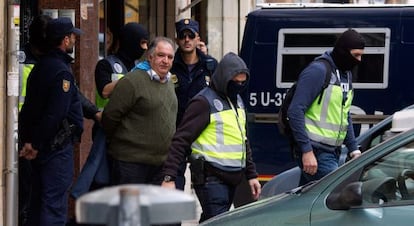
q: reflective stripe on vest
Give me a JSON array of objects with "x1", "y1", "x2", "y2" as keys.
[
  {"x1": 305, "y1": 81, "x2": 353, "y2": 147},
  {"x1": 19, "y1": 63, "x2": 35, "y2": 111},
  {"x1": 191, "y1": 90, "x2": 246, "y2": 169},
  {"x1": 95, "y1": 73, "x2": 124, "y2": 110}
]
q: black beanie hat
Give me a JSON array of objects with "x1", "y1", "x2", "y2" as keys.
[
  {"x1": 29, "y1": 15, "x2": 52, "y2": 50},
  {"x1": 332, "y1": 29, "x2": 365, "y2": 71},
  {"x1": 118, "y1": 22, "x2": 149, "y2": 61}
]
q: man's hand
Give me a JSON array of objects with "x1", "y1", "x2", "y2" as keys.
[
  {"x1": 350, "y1": 150, "x2": 362, "y2": 160},
  {"x1": 161, "y1": 181, "x2": 176, "y2": 190},
  {"x1": 197, "y1": 41, "x2": 208, "y2": 55},
  {"x1": 302, "y1": 150, "x2": 317, "y2": 175},
  {"x1": 95, "y1": 111, "x2": 102, "y2": 123},
  {"x1": 248, "y1": 178, "x2": 262, "y2": 200},
  {"x1": 19, "y1": 143, "x2": 38, "y2": 160}
]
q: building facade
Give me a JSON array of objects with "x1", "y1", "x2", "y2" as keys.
[
  {"x1": 0, "y1": 0, "x2": 256, "y2": 224},
  {"x1": 1, "y1": 0, "x2": 411, "y2": 224}
]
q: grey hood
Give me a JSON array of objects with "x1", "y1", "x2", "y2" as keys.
[{"x1": 210, "y1": 52, "x2": 250, "y2": 96}]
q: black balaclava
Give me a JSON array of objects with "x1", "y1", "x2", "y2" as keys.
[
  {"x1": 331, "y1": 29, "x2": 365, "y2": 71},
  {"x1": 210, "y1": 52, "x2": 249, "y2": 102},
  {"x1": 227, "y1": 79, "x2": 247, "y2": 103},
  {"x1": 29, "y1": 15, "x2": 52, "y2": 55},
  {"x1": 118, "y1": 22, "x2": 149, "y2": 61}
]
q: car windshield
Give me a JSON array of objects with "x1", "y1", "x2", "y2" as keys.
[{"x1": 360, "y1": 141, "x2": 414, "y2": 203}]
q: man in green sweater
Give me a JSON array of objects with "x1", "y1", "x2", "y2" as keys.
[{"x1": 102, "y1": 36, "x2": 177, "y2": 185}]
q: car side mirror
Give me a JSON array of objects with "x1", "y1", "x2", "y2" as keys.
[
  {"x1": 327, "y1": 177, "x2": 397, "y2": 210},
  {"x1": 326, "y1": 182, "x2": 363, "y2": 210}
]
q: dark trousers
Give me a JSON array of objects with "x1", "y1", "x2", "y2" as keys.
[
  {"x1": 194, "y1": 176, "x2": 236, "y2": 223},
  {"x1": 110, "y1": 159, "x2": 163, "y2": 185},
  {"x1": 27, "y1": 143, "x2": 74, "y2": 226}
]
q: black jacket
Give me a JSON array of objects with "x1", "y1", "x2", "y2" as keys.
[
  {"x1": 19, "y1": 48, "x2": 83, "y2": 150},
  {"x1": 170, "y1": 48, "x2": 218, "y2": 125}
]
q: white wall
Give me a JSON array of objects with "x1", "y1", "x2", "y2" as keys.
[{"x1": 207, "y1": 0, "x2": 256, "y2": 61}]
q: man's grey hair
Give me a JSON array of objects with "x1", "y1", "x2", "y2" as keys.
[{"x1": 147, "y1": 36, "x2": 174, "y2": 56}]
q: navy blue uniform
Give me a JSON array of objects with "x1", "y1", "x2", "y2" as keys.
[
  {"x1": 19, "y1": 49, "x2": 83, "y2": 147},
  {"x1": 19, "y1": 48, "x2": 83, "y2": 226},
  {"x1": 171, "y1": 48, "x2": 217, "y2": 125}
]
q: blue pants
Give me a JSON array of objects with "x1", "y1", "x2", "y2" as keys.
[
  {"x1": 27, "y1": 143, "x2": 74, "y2": 226},
  {"x1": 194, "y1": 176, "x2": 236, "y2": 223},
  {"x1": 298, "y1": 147, "x2": 339, "y2": 185},
  {"x1": 71, "y1": 127, "x2": 109, "y2": 199}
]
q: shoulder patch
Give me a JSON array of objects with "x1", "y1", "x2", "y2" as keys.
[
  {"x1": 171, "y1": 74, "x2": 178, "y2": 84},
  {"x1": 63, "y1": 80, "x2": 71, "y2": 92},
  {"x1": 114, "y1": 63, "x2": 123, "y2": 74},
  {"x1": 213, "y1": 99, "x2": 223, "y2": 111}
]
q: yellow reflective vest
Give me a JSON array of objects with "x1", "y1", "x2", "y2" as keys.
[
  {"x1": 95, "y1": 73, "x2": 124, "y2": 110},
  {"x1": 19, "y1": 63, "x2": 35, "y2": 111},
  {"x1": 305, "y1": 71, "x2": 353, "y2": 147},
  {"x1": 96, "y1": 55, "x2": 127, "y2": 110},
  {"x1": 191, "y1": 88, "x2": 247, "y2": 170}
]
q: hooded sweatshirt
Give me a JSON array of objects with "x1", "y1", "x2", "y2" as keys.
[
  {"x1": 210, "y1": 52, "x2": 250, "y2": 99},
  {"x1": 162, "y1": 52, "x2": 258, "y2": 181}
]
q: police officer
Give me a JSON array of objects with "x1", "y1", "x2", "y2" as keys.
[
  {"x1": 18, "y1": 15, "x2": 51, "y2": 226},
  {"x1": 19, "y1": 17, "x2": 83, "y2": 226},
  {"x1": 171, "y1": 18, "x2": 218, "y2": 191},
  {"x1": 95, "y1": 22, "x2": 149, "y2": 110},
  {"x1": 287, "y1": 29, "x2": 364, "y2": 185},
  {"x1": 161, "y1": 52, "x2": 261, "y2": 222},
  {"x1": 172, "y1": 18, "x2": 217, "y2": 128}
]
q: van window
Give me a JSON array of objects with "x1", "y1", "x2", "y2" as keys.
[{"x1": 276, "y1": 28, "x2": 391, "y2": 89}]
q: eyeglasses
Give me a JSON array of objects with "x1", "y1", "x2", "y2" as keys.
[{"x1": 178, "y1": 32, "x2": 196, "y2": 40}]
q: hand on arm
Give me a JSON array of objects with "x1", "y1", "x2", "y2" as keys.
[
  {"x1": 101, "y1": 80, "x2": 118, "y2": 98},
  {"x1": 95, "y1": 111, "x2": 102, "y2": 123}
]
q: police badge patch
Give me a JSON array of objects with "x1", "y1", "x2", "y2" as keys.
[
  {"x1": 171, "y1": 74, "x2": 178, "y2": 84},
  {"x1": 114, "y1": 63, "x2": 123, "y2": 74},
  {"x1": 213, "y1": 99, "x2": 223, "y2": 111},
  {"x1": 63, "y1": 80, "x2": 70, "y2": 92}
]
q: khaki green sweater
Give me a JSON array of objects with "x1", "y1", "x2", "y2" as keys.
[{"x1": 102, "y1": 69, "x2": 177, "y2": 166}]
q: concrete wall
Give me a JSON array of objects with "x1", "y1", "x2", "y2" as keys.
[
  {"x1": 0, "y1": 0, "x2": 5, "y2": 224},
  {"x1": 207, "y1": 0, "x2": 256, "y2": 61}
]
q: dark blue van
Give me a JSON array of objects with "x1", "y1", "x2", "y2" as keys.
[{"x1": 240, "y1": 4, "x2": 414, "y2": 182}]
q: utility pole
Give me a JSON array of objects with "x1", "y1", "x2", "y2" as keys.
[{"x1": 5, "y1": 1, "x2": 20, "y2": 226}]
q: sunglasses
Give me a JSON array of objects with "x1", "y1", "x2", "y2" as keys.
[{"x1": 178, "y1": 32, "x2": 196, "y2": 40}]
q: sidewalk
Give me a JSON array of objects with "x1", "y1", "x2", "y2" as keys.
[{"x1": 182, "y1": 163, "x2": 201, "y2": 226}]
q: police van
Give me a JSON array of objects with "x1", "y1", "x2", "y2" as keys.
[{"x1": 240, "y1": 3, "x2": 414, "y2": 182}]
